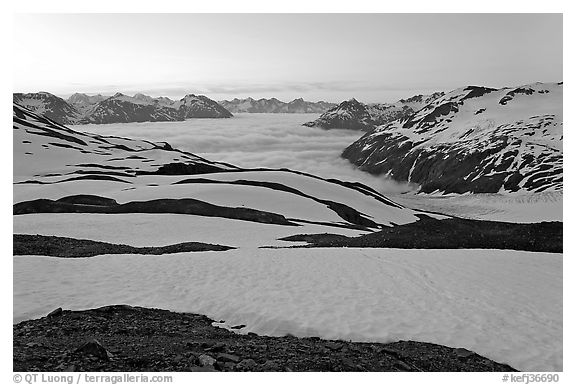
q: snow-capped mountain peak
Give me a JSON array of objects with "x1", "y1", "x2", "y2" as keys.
[
  {"x1": 15, "y1": 91, "x2": 234, "y2": 124},
  {"x1": 343, "y1": 82, "x2": 563, "y2": 194},
  {"x1": 13, "y1": 91, "x2": 82, "y2": 125},
  {"x1": 303, "y1": 93, "x2": 445, "y2": 131},
  {"x1": 174, "y1": 94, "x2": 233, "y2": 118}
]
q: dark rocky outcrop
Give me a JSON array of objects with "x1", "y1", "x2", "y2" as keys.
[
  {"x1": 279, "y1": 215, "x2": 563, "y2": 253},
  {"x1": 13, "y1": 234, "x2": 234, "y2": 258},
  {"x1": 13, "y1": 196, "x2": 298, "y2": 226},
  {"x1": 136, "y1": 162, "x2": 227, "y2": 176},
  {"x1": 13, "y1": 305, "x2": 517, "y2": 372}
]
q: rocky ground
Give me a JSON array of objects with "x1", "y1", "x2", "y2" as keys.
[
  {"x1": 13, "y1": 234, "x2": 233, "y2": 258},
  {"x1": 14, "y1": 305, "x2": 517, "y2": 372},
  {"x1": 279, "y1": 215, "x2": 562, "y2": 253}
]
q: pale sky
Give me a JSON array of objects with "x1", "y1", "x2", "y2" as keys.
[{"x1": 13, "y1": 13, "x2": 562, "y2": 103}]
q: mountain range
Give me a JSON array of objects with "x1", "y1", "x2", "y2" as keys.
[
  {"x1": 13, "y1": 82, "x2": 563, "y2": 196},
  {"x1": 303, "y1": 93, "x2": 445, "y2": 131},
  {"x1": 342, "y1": 82, "x2": 563, "y2": 194},
  {"x1": 13, "y1": 92, "x2": 233, "y2": 125},
  {"x1": 218, "y1": 97, "x2": 336, "y2": 113}
]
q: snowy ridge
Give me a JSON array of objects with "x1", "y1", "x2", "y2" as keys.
[
  {"x1": 67, "y1": 93, "x2": 107, "y2": 115},
  {"x1": 173, "y1": 94, "x2": 233, "y2": 119},
  {"x1": 13, "y1": 92, "x2": 82, "y2": 125},
  {"x1": 80, "y1": 93, "x2": 184, "y2": 124},
  {"x1": 219, "y1": 97, "x2": 336, "y2": 113},
  {"x1": 13, "y1": 91, "x2": 234, "y2": 125},
  {"x1": 303, "y1": 93, "x2": 444, "y2": 131},
  {"x1": 343, "y1": 82, "x2": 563, "y2": 194}
]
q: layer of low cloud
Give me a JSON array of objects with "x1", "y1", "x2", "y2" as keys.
[{"x1": 74, "y1": 114, "x2": 415, "y2": 194}]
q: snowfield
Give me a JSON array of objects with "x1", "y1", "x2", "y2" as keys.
[
  {"x1": 390, "y1": 191, "x2": 563, "y2": 223},
  {"x1": 13, "y1": 213, "x2": 368, "y2": 248},
  {"x1": 13, "y1": 248, "x2": 562, "y2": 372}
]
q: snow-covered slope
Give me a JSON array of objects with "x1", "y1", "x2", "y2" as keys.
[
  {"x1": 13, "y1": 102, "x2": 233, "y2": 181},
  {"x1": 343, "y1": 82, "x2": 563, "y2": 194},
  {"x1": 303, "y1": 93, "x2": 444, "y2": 131},
  {"x1": 220, "y1": 97, "x2": 336, "y2": 113},
  {"x1": 13, "y1": 92, "x2": 82, "y2": 125},
  {"x1": 13, "y1": 249, "x2": 562, "y2": 371},
  {"x1": 15, "y1": 92, "x2": 233, "y2": 125}
]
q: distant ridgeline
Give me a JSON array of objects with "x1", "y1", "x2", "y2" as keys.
[
  {"x1": 218, "y1": 97, "x2": 337, "y2": 114},
  {"x1": 13, "y1": 92, "x2": 233, "y2": 125},
  {"x1": 303, "y1": 93, "x2": 445, "y2": 131},
  {"x1": 12, "y1": 92, "x2": 341, "y2": 125},
  {"x1": 342, "y1": 82, "x2": 563, "y2": 194}
]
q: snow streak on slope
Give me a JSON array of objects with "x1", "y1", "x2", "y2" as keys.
[
  {"x1": 13, "y1": 249, "x2": 562, "y2": 372},
  {"x1": 343, "y1": 82, "x2": 563, "y2": 194}
]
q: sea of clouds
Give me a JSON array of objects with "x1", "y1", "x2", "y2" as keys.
[{"x1": 73, "y1": 113, "x2": 414, "y2": 194}]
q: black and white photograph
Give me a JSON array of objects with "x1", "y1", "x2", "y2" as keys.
[{"x1": 8, "y1": 3, "x2": 568, "y2": 381}]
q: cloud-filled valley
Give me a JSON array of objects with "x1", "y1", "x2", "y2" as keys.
[{"x1": 72, "y1": 113, "x2": 415, "y2": 194}]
